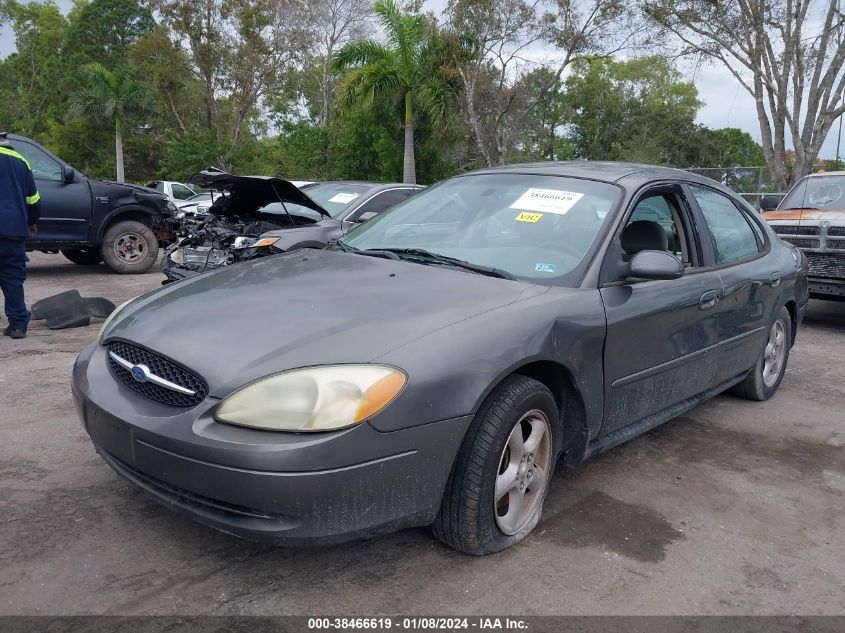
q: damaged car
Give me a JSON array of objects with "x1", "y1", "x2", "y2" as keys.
[
  {"x1": 162, "y1": 175, "x2": 422, "y2": 282},
  {"x1": 74, "y1": 162, "x2": 808, "y2": 555}
]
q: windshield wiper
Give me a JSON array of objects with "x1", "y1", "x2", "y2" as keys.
[
  {"x1": 778, "y1": 206, "x2": 821, "y2": 210},
  {"x1": 332, "y1": 240, "x2": 401, "y2": 260},
  {"x1": 374, "y1": 247, "x2": 516, "y2": 280}
]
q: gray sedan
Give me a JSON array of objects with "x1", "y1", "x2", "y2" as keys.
[{"x1": 73, "y1": 162, "x2": 809, "y2": 555}]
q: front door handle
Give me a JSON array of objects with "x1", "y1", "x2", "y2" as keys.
[
  {"x1": 770, "y1": 272, "x2": 781, "y2": 288},
  {"x1": 699, "y1": 289, "x2": 720, "y2": 310}
]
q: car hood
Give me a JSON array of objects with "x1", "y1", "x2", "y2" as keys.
[
  {"x1": 187, "y1": 171, "x2": 330, "y2": 219},
  {"x1": 103, "y1": 249, "x2": 547, "y2": 396},
  {"x1": 764, "y1": 209, "x2": 845, "y2": 222}
]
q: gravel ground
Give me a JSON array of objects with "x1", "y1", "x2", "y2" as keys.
[{"x1": 0, "y1": 252, "x2": 843, "y2": 616}]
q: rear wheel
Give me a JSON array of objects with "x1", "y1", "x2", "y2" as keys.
[
  {"x1": 731, "y1": 306, "x2": 792, "y2": 401},
  {"x1": 433, "y1": 375, "x2": 559, "y2": 555},
  {"x1": 61, "y1": 249, "x2": 102, "y2": 265},
  {"x1": 100, "y1": 220, "x2": 159, "y2": 274}
]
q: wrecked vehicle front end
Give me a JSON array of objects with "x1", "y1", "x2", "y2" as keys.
[{"x1": 161, "y1": 171, "x2": 328, "y2": 283}]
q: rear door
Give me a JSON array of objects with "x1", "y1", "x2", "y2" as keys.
[
  {"x1": 687, "y1": 184, "x2": 776, "y2": 382},
  {"x1": 12, "y1": 139, "x2": 92, "y2": 243},
  {"x1": 599, "y1": 184, "x2": 725, "y2": 435}
]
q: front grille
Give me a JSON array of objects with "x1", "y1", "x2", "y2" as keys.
[
  {"x1": 772, "y1": 224, "x2": 820, "y2": 236},
  {"x1": 784, "y1": 237, "x2": 821, "y2": 248},
  {"x1": 827, "y1": 238, "x2": 845, "y2": 250},
  {"x1": 107, "y1": 341, "x2": 208, "y2": 407},
  {"x1": 829, "y1": 226, "x2": 845, "y2": 237},
  {"x1": 806, "y1": 252, "x2": 845, "y2": 279}
]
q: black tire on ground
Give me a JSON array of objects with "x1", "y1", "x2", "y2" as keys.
[
  {"x1": 61, "y1": 249, "x2": 102, "y2": 265},
  {"x1": 432, "y1": 375, "x2": 561, "y2": 555},
  {"x1": 731, "y1": 306, "x2": 792, "y2": 401},
  {"x1": 100, "y1": 220, "x2": 159, "y2": 274}
]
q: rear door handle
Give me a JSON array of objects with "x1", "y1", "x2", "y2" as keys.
[
  {"x1": 770, "y1": 272, "x2": 781, "y2": 288},
  {"x1": 699, "y1": 289, "x2": 720, "y2": 310}
]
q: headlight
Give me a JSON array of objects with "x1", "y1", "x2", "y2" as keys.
[
  {"x1": 214, "y1": 365, "x2": 407, "y2": 432},
  {"x1": 98, "y1": 297, "x2": 137, "y2": 343},
  {"x1": 231, "y1": 236, "x2": 279, "y2": 249}
]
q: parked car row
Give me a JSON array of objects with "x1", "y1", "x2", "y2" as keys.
[
  {"x1": 160, "y1": 173, "x2": 422, "y2": 282},
  {"x1": 73, "y1": 161, "x2": 810, "y2": 555}
]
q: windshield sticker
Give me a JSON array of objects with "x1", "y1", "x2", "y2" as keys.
[
  {"x1": 510, "y1": 188, "x2": 584, "y2": 215},
  {"x1": 535, "y1": 263, "x2": 557, "y2": 273},
  {"x1": 329, "y1": 192, "x2": 360, "y2": 204},
  {"x1": 515, "y1": 212, "x2": 543, "y2": 223}
]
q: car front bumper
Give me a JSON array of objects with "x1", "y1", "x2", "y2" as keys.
[
  {"x1": 72, "y1": 342, "x2": 472, "y2": 545},
  {"x1": 809, "y1": 277, "x2": 845, "y2": 300}
]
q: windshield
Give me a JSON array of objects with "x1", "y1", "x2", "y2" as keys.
[
  {"x1": 255, "y1": 182, "x2": 371, "y2": 220},
  {"x1": 341, "y1": 173, "x2": 620, "y2": 284},
  {"x1": 780, "y1": 175, "x2": 845, "y2": 210}
]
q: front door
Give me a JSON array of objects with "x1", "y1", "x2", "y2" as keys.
[
  {"x1": 12, "y1": 139, "x2": 92, "y2": 243},
  {"x1": 599, "y1": 185, "x2": 724, "y2": 435}
]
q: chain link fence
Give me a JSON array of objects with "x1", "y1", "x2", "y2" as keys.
[{"x1": 685, "y1": 167, "x2": 779, "y2": 207}]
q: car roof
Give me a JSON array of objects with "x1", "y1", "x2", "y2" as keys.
[
  {"x1": 803, "y1": 170, "x2": 845, "y2": 178},
  {"x1": 304, "y1": 181, "x2": 423, "y2": 191},
  {"x1": 468, "y1": 161, "x2": 724, "y2": 188}
]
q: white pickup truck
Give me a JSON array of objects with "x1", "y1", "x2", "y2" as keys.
[{"x1": 146, "y1": 180, "x2": 199, "y2": 208}]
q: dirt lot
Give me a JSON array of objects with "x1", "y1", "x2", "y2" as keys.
[{"x1": 1, "y1": 252, "x2": 843, "y2": 616}]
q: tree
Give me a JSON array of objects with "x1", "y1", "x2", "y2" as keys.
[
  {"x1": 149, "y1": 0, "x2": 314, "y2": 143},
  {"x1": 332, "y1": 0, "x2": 449, "y2": 183},
  {"x1": 69, "y1": 63, "x2": 145, "y2": 182},
  {"x1": 0, "y1": 0, "x2": 69, "y2": 136},
  {"x1": 563, "y1": 56, "x2": 701, "y2": 165},
  {"x1": 63, "y1": 0, "x2": 154, "y2": 70},
  {"x1": 311, "y1": 0, "x2": 373, "y2": 126},
  {"x1": 645, "y1": 0, "x2": 845, "y2": 191},
  {"x1": 692, "y1": 127, "x2": 767, "y2": 167},
  {"x1": 444, "y1": 0, "x2": 639, "y2": 166}
]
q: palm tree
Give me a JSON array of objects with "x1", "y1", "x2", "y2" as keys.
[
  {"x1": 332, "y1": 0, "x2": 447, "y2": 184},
  {"x1": 69, "y1": 63, "x2": 145, "y2": 183}
]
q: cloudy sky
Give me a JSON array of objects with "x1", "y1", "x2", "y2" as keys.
[{"x1": 1, "y1": 0, "x2": 841, "y2": 160}]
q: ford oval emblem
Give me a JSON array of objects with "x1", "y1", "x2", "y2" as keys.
[{"x1": 130, "y1": 364, "x2": 150, "y2": 383}]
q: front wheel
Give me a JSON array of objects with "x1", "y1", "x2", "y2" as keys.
[
  {"x1": 433, "y1": 375, "x2": 560, "y2": 555},
  {"x1": 731, "y1": 306, "x2": 792, "y2": 401},
  {"x1": 100, "y1": 220, "x2": 159, "y2": 274}
]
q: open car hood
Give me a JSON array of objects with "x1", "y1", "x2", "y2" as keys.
[{"x1": 187, "y1": 170, "x2": 330, "y2": 219}]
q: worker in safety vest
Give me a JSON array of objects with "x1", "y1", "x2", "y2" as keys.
[{"x1": 0, "y1": 134, "x2": 40, "y2": 339}]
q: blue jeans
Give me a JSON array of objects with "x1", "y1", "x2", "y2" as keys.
[{"x1": 0, "y1": 237, "x2": 30, "y2": 330}]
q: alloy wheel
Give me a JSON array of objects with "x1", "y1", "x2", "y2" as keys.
[
  {"x1": 762, "y1": 319, "x2": 787, "y2": 388},
  {"x1": 494, "y1": 409, "x2": 552, "y2": 536}
]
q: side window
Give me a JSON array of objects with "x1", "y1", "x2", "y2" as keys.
[
  {"x1": 351, "y1": 189, "x2": 416, "y2": 221},
  {"x1": 621, "y1": 193, "x2": 691, "y2": 265},
  {"x1": 689, "y1": 185, "x2": 761, "y2": 264},
  {"x1": 12, "y1": 141, "x2": 62, "y2": 181},
  {"x1": 171, "y1": 184, "x2": 195, "y2": 200}
]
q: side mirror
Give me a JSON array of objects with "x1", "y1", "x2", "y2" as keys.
[
  {"x1": 61, "y1": 165, "x2": 75, "y2": 184},
  {"x1": 628, "y1": 250, "x2": 684, "y2": 281},
  {"x1": 760, "y1": 195, "x2": 780, "y2": 211},
  {"x1": 357, "y1": 210, "x2": 378, "y2": 223}
]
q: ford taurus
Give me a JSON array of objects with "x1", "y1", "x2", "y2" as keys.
[{"x1": 72, "y1": 162, "x2": 809, "y2": 555}]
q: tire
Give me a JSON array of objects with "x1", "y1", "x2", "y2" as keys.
[
  {"x1": 433, "y1": 375, "x2": 560, "y2": 555},
  {"x1": 61, "y1": 249, "x2": 102, "y2": 265},
  {"x1": 100, "y1": 220, "x2": 159, "y2": 274},
  {"x1": 731, "y1": 306, "x2": 792, "y2": 401}
]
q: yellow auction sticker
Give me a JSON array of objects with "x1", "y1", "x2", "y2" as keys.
[{"x1": 515, "y1": 212, "x2": 543, "y2": 223}]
